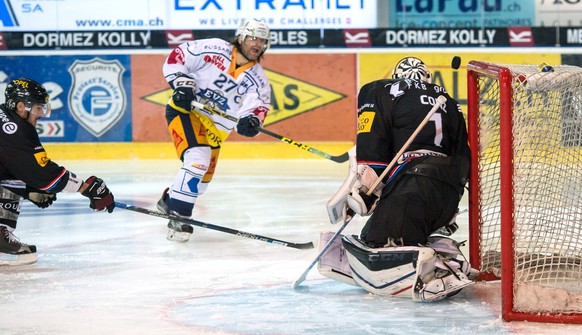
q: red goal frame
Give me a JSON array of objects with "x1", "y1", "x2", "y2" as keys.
[{"x1": 467, "y1": 60, "x2": 582, "y2": 324}]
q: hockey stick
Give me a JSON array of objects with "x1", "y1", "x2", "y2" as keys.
[
  {"x1": 292, "y1": 213, "x2": 354, "y2": 288},
  {"x1": 367, "y1": 95, "x2": 447, "y2": 195},
  {"x1": 114, "y1": 201, "x2": 314, "y2": 250},
  {"x1": 191, "y1": 101, "x2": 349, "y2": 163}
]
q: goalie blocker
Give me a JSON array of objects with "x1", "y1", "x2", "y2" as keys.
[{"x1": 317, "y1": 234, "x2": 475, "y2": 302}]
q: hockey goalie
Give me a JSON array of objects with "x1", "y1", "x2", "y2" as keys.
[{"x1": 319, "y1": 57, "x2": 475, "y2": 302}]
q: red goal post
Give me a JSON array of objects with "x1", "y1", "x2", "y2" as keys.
[{"x1": 467, "y1": 60, "x2": 582, "y2": 323}]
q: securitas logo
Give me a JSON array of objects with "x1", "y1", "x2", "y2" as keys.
[{"x1": 0, "y1": 0, "x2": 18, "y2": 27}]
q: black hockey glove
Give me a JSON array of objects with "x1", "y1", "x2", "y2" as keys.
[
  {"x1": 27, "y1": 190, "x2": 57, "y2": 209},
  {"x1": 3, "y1": 186, "x2": 56, "y2": 209},
  {"x1": 171, "y1": 76, "x2": 197, "y2": 111},
  {"x1": 81, "y1": 176, "x2": 115, "y2": 213},
  {"x1": 237, "y1": 114, "x2": 261, "y2": 137}
]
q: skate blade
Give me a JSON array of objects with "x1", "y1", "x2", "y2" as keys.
[{"x1": 0, "y1": 252, "x2": 38, "y2": 266}]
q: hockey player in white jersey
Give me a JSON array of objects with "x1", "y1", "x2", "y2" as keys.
[{"x1": 158, "y1": 19, "x2": 271, "y2": 242}]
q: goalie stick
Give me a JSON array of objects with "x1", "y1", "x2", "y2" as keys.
[
  {"x1": 115, "y1": 202, "x2": 314, "y2": 250},
  {"x1": 191, "y1": 101, "x2": 349, "y2": 163}
]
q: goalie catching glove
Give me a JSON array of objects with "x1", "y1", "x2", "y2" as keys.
[
  {"x1": 81, "y1": 176, "x2": 115, "y2": 213},
  {"x1": 170, "y1": 74, "x2": 197, "y2": 111}
]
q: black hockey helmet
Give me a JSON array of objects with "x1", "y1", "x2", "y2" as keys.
[
  {"x1": 4, "y1": 77, "x2": 51, "y2": 117},
  {"x1": 391, "y1": 57, "x2": 432, "y2": 83}
]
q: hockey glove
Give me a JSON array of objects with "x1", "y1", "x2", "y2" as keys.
[
  {"x1": 81, "y1": 176, "x2": 115, "y2": 213},
  {"x1": 236, "y1": 114, "x2": 261, "y2": 137},
  {"x1": 346, "y1": 164, "x2": 383, "y2": 216},
  {"x1": 27, "y1": 190, "x2": 57, "y2": 209},
  {"x1": 3, "y1": 185, "x2": 57, "y2": 209},
  {"x1": 171, "y1": 76, "x2": 197, "y2": 111}
]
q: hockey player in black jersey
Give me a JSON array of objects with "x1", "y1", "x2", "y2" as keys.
[
  {"x1": 355, "y1": 57, "x2": 470, "y2": 247},
  {"x1": 322, "y1": 57, "x2": 475, "y2": 301},
  {"x1": 0, "y1": 78, "x2": 115, "y2": 266}
]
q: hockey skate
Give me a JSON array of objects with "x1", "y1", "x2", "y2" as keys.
[
  {"x1": 157, "y1": 188, "x2": 193, "y2": 243},
  {"x1": 414, "y1": 268, "x2": 473, "y2": 302},
  {"x1": 0, "y1": 226, "x2": 37, "y2": 266}
]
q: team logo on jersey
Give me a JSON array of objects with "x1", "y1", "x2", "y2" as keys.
[
  {"x1": 198, "y1": 89, "x2": 230, "y2": 112},
  {"x1": 237, "y1": 76, "x2": 255, "y2": 95},
  {"x1": 2, "y1": 122, "x2": 17, "y2": 134},
  {"x1": 68, "y1": 58, "x2": 126, "y2": 137},
  {"x1": 167, "y1": 47, "x2": 185, "y2": 65}
]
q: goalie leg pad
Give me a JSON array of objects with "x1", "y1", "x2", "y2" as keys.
[
  {"x1": 342, "y1": 235, "x2": 421, "y2": 297},
  {"x1": 317, "y1": 232, "x2": 358, "y2": 286}
]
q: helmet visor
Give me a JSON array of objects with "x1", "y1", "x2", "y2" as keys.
[{"x1": 28, "y1": 102, "x2": 52, "y2": 118}]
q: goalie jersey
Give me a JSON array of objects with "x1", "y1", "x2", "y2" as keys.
[
  {"x1": 355, "y1": 78, "x2": 470, "y2": 189},
  {"x1": 163, "y1": 38, "x2": 271, "y2": 142}
]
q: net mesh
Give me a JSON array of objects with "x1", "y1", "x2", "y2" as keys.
[{"x1": 474, "y1": 63, "x2": 582, "y2": 314}]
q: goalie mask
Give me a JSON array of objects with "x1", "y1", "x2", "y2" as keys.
[
  {"x1": 235, "y1": 19, "x2": 271, "y2": 52},
  {"x1": 392, "y1": 57, "x2": 432, "y2": 83}
]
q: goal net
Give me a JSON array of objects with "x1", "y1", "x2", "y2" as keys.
[{"x1": 467, "y1": 61, "x2": 582, "y2": 323}]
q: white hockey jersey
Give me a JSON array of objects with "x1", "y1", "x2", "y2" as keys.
[{"x1": 163, "y1": 38, "x2": 271, "y2": 144}]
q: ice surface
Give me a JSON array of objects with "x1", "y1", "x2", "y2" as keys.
[{"x1": 1, "y1": 159, "x2": 580, "y2": 334}]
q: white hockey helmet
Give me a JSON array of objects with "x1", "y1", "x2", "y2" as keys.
[
  {"x1": 392, "y1": 57, "x2": 432, "y2": 83},
  {"x1": 236, "y1": 19, "x2": 271, "y2": 51}
]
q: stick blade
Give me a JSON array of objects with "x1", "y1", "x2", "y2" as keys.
[
  {"x1": 330, "y1": 151, "x2": 349, "y2": 163},
  {"x1": 292, "y1": 277, "x2": 309, "y2": 290},
  {"x1": 291, "y1": 241, "x2": 315, "y2": 250}
]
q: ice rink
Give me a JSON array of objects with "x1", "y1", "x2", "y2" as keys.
[{"x1": 1, "y1": 159, "x2": 581, "y2": 335}]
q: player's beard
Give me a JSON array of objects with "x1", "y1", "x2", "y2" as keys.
[{"x1": 239, "y1": 44, "x2": 263, "y2": 62}]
